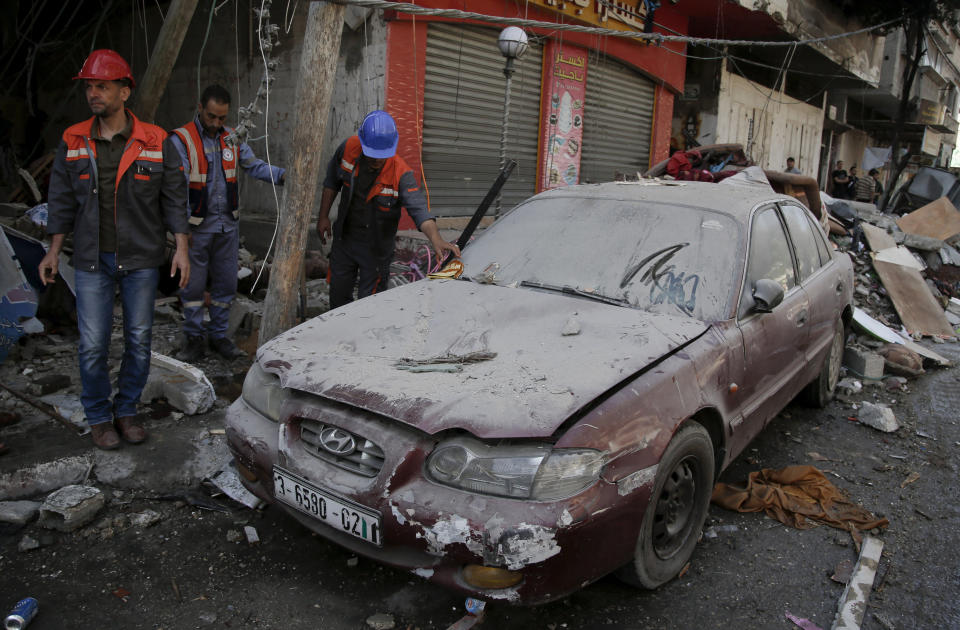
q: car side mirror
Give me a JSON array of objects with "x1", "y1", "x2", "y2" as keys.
[{"x1": 752, "y1": 279, "x2": 784, "y2": 313}]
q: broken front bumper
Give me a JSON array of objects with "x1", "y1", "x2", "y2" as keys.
[{"x1": 224, "y1": 396, "x2": 654, "y2": 605}]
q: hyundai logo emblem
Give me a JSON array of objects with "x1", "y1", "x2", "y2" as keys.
[{"x1": 318, "y1": 427, "x2": 356, "y2": 456}]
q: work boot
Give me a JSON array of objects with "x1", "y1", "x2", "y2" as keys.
[
  {"x1": 178, "y1": 335, "x2": 206, "y2": 363},
  {"x1": 209, "y1": 336, "x2": 244, "y2": 360},
  {"x1": 91, "y1": 423, "x2": 121, "y2": 450},
  {"x1": 115, "y1": 415, "x2": 147, "y2": 444}
]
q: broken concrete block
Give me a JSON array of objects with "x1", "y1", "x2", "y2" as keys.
[
  {"x1": 858, "y1": 402, "x2": 899, "y2": 432},
  {"x1": 226, "y1": 295, "x2": 260, "y2": 338},
  {"x1": 31, "y1": 373, "x2": 72, "y2": 396},
  {"x1": 843, "y1": 347, "x2": 885, "y2": 380},
  {"x1": 0, "y1": 455, "x2": 91, "y2": 501},
  {"x1": 243, "y1": 525, "x2": 260, "y2": 544},
  {"x1": 38, "y1": 485, "x2": 105, "y2": 531},
  {"x1": 365, "y1": 613, "x2": 396, "y2": 630},
  {"x1": 140, "y1": 352, "x2": 216, "y2": 415},
  {"x1": 903, "y1": 233, "x2": 946, "y2": 252},
  {"x1": 129, "y1": 509, "x2": 162, "y2": 529},
  {"x1": 0, "y1": 500, "x2": 42, "y2": 526},
  {"x1": 837, "y1": 378, "x2": 862, "y2": 396},
  {"x1": 38, "y1": 393, "x2": 89, "y2": 433},
  {"x1": 18, "y1": 534, "x2": 40, "y2": 552}
]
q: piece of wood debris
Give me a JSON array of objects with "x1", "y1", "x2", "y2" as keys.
[
  {"x1": 831, "y1": 536, "x2": 884, "y2": 630},
  {"x1": 900, "y1": 472, "x2": 921, "y2": 488}
]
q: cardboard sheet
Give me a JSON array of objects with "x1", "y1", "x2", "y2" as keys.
[
  {"x1": 897, "y1": 196, "x2": 960, "y2": 242},
  {"x1": 871, "y1": 260, "x2": 955, "y2": 337},
  {"x1": 872, "y1": 246, "x2": 925, "y2": 271},
  {"x1": 861, "y1": 223, "x2": 897, "y2": 252}
]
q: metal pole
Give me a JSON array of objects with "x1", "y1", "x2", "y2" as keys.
[{"x1": 496, "y1": 59, "x2": 515, "y2": 218}]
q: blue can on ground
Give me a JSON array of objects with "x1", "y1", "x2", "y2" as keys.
[
  {"x1": 4, "y1": 597, "x2": 38, "y2": 630},
  {"x1": 464, "y1": 597, "x2": 486, "y2": 616}
]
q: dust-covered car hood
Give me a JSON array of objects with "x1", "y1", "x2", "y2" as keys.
[{"x1": 257, "y1": 279, "x2": 708, "y2": 438}]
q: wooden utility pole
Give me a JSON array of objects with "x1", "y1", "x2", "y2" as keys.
[
  {"x1": 259, "y1": 1, "x2": 345, "y2": 346},
  {"x1": 135, "y1": 0, "x2": 200, "y2": 123}
]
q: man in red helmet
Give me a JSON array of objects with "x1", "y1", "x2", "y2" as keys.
[
  {"x1": 38, "y1": 49, "x2": 191, "y2": 450},
  {"x1": 316, "y1": 110, "x2": 459, "y2": 309}
]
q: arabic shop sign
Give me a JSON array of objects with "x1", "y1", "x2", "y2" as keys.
[
  {"x1": 528, "y1": 0, "x2": 653, "y2": 33},
  {"x1": 538, "y1": 42, "x2": 588, "y2": 191},
  {"x1": 916, "y1": 99, "x2": 946, "y2": 126}
]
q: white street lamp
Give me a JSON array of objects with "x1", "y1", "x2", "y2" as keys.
[{"x1": 496, "y1": 26, "x2": 528, "y2": 217}]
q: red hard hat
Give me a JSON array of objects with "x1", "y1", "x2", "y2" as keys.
[{"x1": 73, "y1": 49, "x2": 136, "y2": 87}]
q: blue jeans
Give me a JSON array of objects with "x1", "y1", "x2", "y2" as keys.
[{"x1": 75, "y1": 253, "x2": 158, "y2": 427}]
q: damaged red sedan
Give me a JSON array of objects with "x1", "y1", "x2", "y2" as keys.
[{"x1": 226, "y1": 172, "x2": 854, "y2": 605}]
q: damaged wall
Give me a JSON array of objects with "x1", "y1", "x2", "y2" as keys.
[
  {"x1": 758, "y1": 0, "x2": 884, "y2": 85},
  {"x1": 715, "y1": 66, "x2": 824, "y2": 175}
]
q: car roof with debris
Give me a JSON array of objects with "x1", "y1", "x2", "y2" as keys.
[{"x1": 528, "y1": 171, "x2": 793, "y2": 223}]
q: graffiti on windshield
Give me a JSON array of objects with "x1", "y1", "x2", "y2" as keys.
[{"x1": 620, "y1": 243, "x2": 700, "y2": 315}]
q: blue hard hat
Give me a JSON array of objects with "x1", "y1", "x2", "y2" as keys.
[{"x1": 358, "y1": 110, "x2": 399, "y2": 158}]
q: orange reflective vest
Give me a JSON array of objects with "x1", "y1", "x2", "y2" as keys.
[
  {"x1": 47, "y1": 110, "x2": 188, "y2": 272},
  {"x1": 329, "y1": 136, "x2": 431, "y2": 252},
  {"x1": 337, "y1": 136, "x2": 406, "y2": 209},
  {"x1": 172, "y1": 121, "x2": 238, "y2": 225}
]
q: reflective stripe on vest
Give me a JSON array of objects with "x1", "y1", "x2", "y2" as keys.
[
  {"x1": 66, "y1": 148, "x2": 92, "y2": 161},
  {"x1": 173, "y1": 122, "x2": 239, "y2": 222},
  {"x1": 338, "y1": 136, "x2": 406, "y2": 204}
]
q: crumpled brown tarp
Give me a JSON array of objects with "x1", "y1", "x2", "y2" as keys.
[{"x1": 711, "y1": 465, "x2": 889, "y2": 532}]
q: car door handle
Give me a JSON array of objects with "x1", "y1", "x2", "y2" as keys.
[
  {"x1": 797, "y1": 309, "x2": 808, "y2": 326},
  {"x1": 836, "y1": 280, "x2": 844, "y2": 294}
]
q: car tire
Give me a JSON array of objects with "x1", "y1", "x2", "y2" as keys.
[
  {"x1": 801, "y1": 318, "x2": 845, "y2": 408},
  {"x1": 618, "y1": 423, "x2": 714, "y2": 589}
]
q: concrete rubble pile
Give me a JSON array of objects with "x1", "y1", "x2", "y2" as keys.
[{"x1": 824, "y1": 194, "x2": 959, "y2": 432}]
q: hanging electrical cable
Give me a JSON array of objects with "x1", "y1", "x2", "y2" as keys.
[
  {"x1": 328, "y1": 0, "x2": 901, "y2": 48},
  {"x1": 248, "y1": 0, "x2": 284, "y2": 294}
]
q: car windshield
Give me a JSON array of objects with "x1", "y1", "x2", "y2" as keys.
[{"x1": 460, "y1": 193, "x2": 743, "y2": 321}]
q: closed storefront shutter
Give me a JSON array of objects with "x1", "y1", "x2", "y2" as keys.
[
  {"x1": 580, "y1": 56, "x2": 656, "y2": 183},
  {"x1": 421, "y1": 23, "x2": 543, "y2": 216}
]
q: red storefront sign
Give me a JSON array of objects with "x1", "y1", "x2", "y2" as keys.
[{"x1": 538, "y1": 41, "x2": 589, "y2": 191}]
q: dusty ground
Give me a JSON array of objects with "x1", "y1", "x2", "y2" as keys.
[{"x1": 1, "y1": 331, "x2": 959, "y2": 629}]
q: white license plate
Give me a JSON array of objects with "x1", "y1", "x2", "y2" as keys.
[{"x1": 273, "y1": 467, "x2": 382, "y2": 546}]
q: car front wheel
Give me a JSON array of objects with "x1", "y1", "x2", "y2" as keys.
[{"x1": 618, "y1": 423, "x2": 714, "y2": 589}]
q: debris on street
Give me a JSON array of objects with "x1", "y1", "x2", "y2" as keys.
[
  {"x1": 140, "y1": 352, "x2": 216, "y2": 415},
  {"x1": 0, "y1": 500, "x2": 41, "y2": 528},
  {"x1": 831, "y1": 536, "x2": 884, "y2": 630},
  {"x1": 857, "y1": 402, "x2": 899, "y2": 433},
  {"x1": 37, "y1": 485, "x2": 105, "y2": 532},
  {"x1": 206, "y1": 465, "x2": 266, "y2": 510},
  {"x1": 785, "y1": 611, "x2": 824, "y2": 630},
  {"x1": 710, "y1": 466, "x2": 889, "y2": 532}
]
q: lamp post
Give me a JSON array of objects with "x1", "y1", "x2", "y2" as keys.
[{"x1": 495, "y1": 26, "x2": 528, "y2": 217}]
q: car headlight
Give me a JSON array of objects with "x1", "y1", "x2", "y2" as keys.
[
  {"x1": 427, "y1": 437, "x2": 604, "y2": 501},
  {"x1": 241, "y1": 363, "x2": 290, "y2": 422}
]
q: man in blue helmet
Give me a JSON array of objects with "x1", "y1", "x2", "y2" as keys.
[{"x1": 316, "y1": 110, "x2": 459, "y2": 309}]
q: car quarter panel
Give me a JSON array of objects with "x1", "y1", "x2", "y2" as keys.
[{"x1": 571, "y1": 324, "x2": 738, "y2": 483}]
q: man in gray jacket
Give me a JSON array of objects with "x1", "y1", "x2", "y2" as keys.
[{"x1": 38, "y1": 49, "x2": 190, "y2": 450}]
